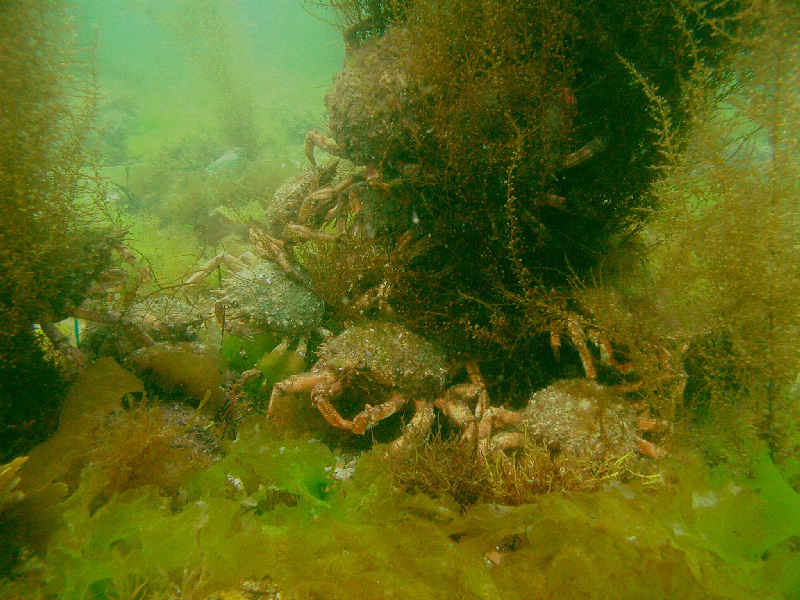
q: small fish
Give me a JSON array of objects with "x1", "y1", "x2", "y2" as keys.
[
  {"x1": 214, "y1": 302, "x2": 226, "y2": 344},
  {"x1": 206, "y1": 148, "x2": 242, "y2": 173}
]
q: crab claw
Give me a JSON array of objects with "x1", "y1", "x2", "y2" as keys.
[
  {"x1": 304, "y1": 130, "x2": 341, "y2": 167},
  {"x1": 635, "y1": 437, "x2": 667, "y2": 459}
]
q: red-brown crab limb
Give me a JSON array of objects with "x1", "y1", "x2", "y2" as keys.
[
  {"x1": 466, "y1": 361, "x2": 490, "y2": 417},
  {"x1": 350, "y1": 392, "x2": 409, "y2": 435},
  {"x1": 284, "y1": 224, "x2": 339, "y2": 243},
  {"x1": 305, "y1": 130, "x2": 342, "y2": 167},
  {"x1": 298, "y1": 174, "x2": 363, "y2": 224},
  {"x1": 268, "y1": 370, "x2": 353, "y2": 430},
  {"x1": 476, "y1": 407, "x2": 525, "y2": 440},
  {"x1": 550, "y1": 316, "x2": 632, "y2": 380},
  {"x1": 634, "y1": 410, "x2": 669, "y2": 458},
  {"x1": 389, "y1": 400, "x2": 436, "y2": 456},
  {"x1": 437, "y1": 396, "x2": 523, "y2": 455},
  {"x1": 185, "y1": 253, "x2": 252, "y2": 286},
  {"x1": 635, "y1": 437, "x2": 667, "y2": 459},
  {"x1": 248, "y1": 226, "x2": 307, "y2": 283},
  {"x1": 587, "y1": 328, "x2": 634, "y2": 374},
  {"x1": 433, "y1": 361, "x2": 499, "y2": 444},
  {"x1": 564, "y1": 316, "x2": 596, "y2": 379},
  {"x1": 434, "y1": 363, "x2": 490, "y2": 431},
  {"x1": 485, "y1": 431, "x2": 526, "y2": 455}
]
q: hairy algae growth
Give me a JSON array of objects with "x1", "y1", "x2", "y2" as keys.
[{"x1": 0, "y1": 1, "x2": 118, "y2": 461}]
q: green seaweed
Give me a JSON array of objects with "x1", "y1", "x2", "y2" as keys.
[
  {"x1": 256, "y1": 348, "x2": 308, "y2": 390},
  {"x1": 3, "y1": 370, "x2": 800, "y2": 599},
  {"x1": 2, "y1": 2, "x2": 799, "y2": 599},
  {"x1": 183, "y1": 420, "x2": 335, "y2": 508},
  {"x1": 18, "y1": 446, "x2": 800, "y2": 599},
  {"x1": 220, "y1": 333, "x2": 282, "y2": 371}
]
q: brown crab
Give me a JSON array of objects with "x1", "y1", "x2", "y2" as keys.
[
  {"x1": 185, "y1": 252, "x2": 327, "y2": 358},
  {"x1": 251, "y1": 143, "x2": 373, "y2": 283},
  {"x1": 440, "y1": 378, "x2": 668, "y2": 460},
  {"x1": 268, "y1": 320, "x2": 488, "y2": 455}
]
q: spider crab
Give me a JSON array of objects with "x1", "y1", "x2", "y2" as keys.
[
  {"x1": 186, "y1": 253, "x2": 325, "y2": 356},
  {"x1": 268, "y1": 320, "x2": 667, "y2": 460},
  {"x1": 440, "y1": 378, "x2": 668, "y2": 461},
  {"x1": 250, "y1": 144, "x2": 381, "y2": 284},
  {"x1": 268, "y1": 320, "x2": 489, "y2": 455}
]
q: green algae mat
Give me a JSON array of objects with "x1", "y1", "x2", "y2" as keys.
[{"x1": 1, "y1": 360, "x2": 799, "y2": 599}]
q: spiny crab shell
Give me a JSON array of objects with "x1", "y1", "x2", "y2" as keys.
[
  {"x1": 222, "y1": 261, "x2": 324, "y2": 336},
  {"x1": 326, "y1": 26, "x2": 418, "y2": 169},
  {"x1": 316, "y1": 320, "x2": 449, "y2": 395},
  {"x1": 264, "y1": 163, "x2": 333, "y2": 232},
  {"x1": 485, "y1": 378, "x2": 666, "y2": 462},
  {"x1": 268, "y1": 320, "x2": 474, "y2": 455},
  {"x1": 124, "y1": 296, "x2": 204, "y2": 342},
  {"x1": 519, "y1": 379, "x2": 640, "y2": 460},
  {"x1": 264, "y1": 159, "x2": 362, "y2": 231}
]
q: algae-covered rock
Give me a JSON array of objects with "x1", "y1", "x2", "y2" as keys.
[
  {"x1": 126, "y1": 342, "x2": 225, "y2": 410},
  {"x1": 19, "y1": 357, "x2": 144, "y2": 496}
]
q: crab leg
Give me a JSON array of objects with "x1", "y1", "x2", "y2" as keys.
[
  {"x1": 587, "y1": 328, "x2": 633, "y2": 374},
  {"x1": 248, "y1": 227, "x2": 308, "y2": 284},
  {"x1": 635, "y1": 437, "x2": 667, "y2": 459},
  {"x1": 550, "y1": 316, "x2": 598, "y2": 379},
  {"x1": 311, "y1": 379, "x2": 351, "y2": 430},
  {"x1": 434, "y1": 386, "x2": 478, "y2": 428},
  {"x1": 566, "y1": 317, "x2": 597, "y2": 380},
  {"x1": 389, "y1": 400, "x2": 436, "y2": 457},
  {"x1": 351, "y1": 392, "x2": 410, "y2": 435},
  {"x1": 474, "y1": 406, "x2": 525, "y2": 455},
  {"x1": 284, "y1": 224, "x2": 339, "y2": 243},
  {"x1": 269, "y1": 372, "x2": 353, "y2": 431},
  {"x1": 304, "y1": 130, "x2": 341, "y2": 167},
  {"x1": 485, "y1": 431, "x2": 526, "y2": 454},
  {"x1": 298, "y1": 174, "x2": 363, "y2": 224},
  {"x1": 268, "y1": 371, "x2": 334, "y2": 417},
  {"x1": 434, "y1": 361, "x2": 496, "y2": 444},
  {"x1": 465, "y1": 360, "x2": 490, "y2": 418},
  {"x1": 185, "y1": 253, "x2": 247, "y2": 285}
]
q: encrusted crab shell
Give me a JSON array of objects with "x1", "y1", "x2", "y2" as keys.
[
  {"x1": 264, "y1": 160, "x2": 359, "y2": 231},
  {"x1": 316, "y1": 320, "x2": 449, "y2": 396},
  {"x1": 326, "y1": 27, "x2": 418, "y2": 167},
  {"x1": 124, "y1": 296, "x2": 204, "y2": 341},
  {"x1": 223, "y1": 261, "x2": 324, "y2": 336},
  {"x1": 519, "y1": 378, "x2": 640, "y2": 461},
  {"x1": 264, "y1": 167, "x2": 320, "y2": 231}
]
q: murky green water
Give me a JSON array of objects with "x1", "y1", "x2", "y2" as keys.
[{"x1": 74, "y1": 0, "x2": 342, "y2": 161}]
